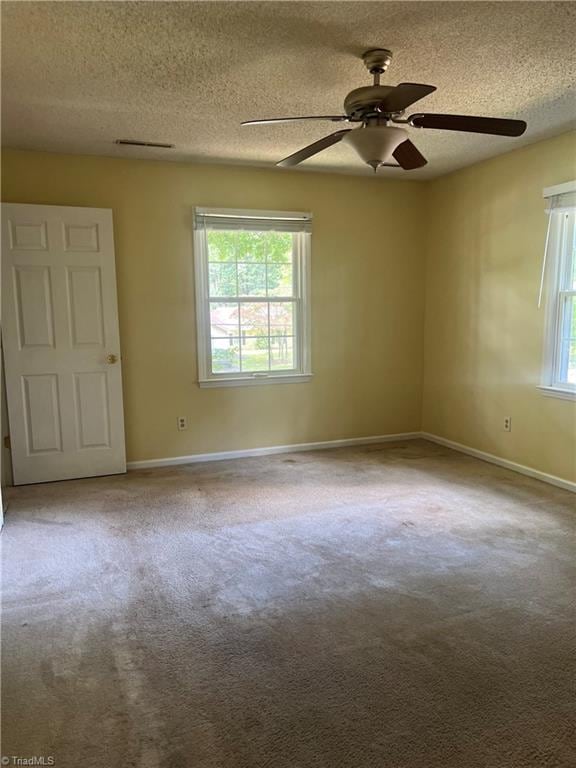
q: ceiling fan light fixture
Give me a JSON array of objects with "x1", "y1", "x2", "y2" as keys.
[{"x1": 342, "y1": 125, "x2": 408, "y2": 171}]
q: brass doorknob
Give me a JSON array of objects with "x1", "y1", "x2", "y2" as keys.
[{"x1": 106, "y1": 354, "x2": 118, "y2": 364}]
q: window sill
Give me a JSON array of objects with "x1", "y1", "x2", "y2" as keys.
[
  {"x1": 199, "y1": 373, "x2": 313, "y2": 388},
  {"x1": 537, "y1": 385, "x2": 576, "y2": 401}
]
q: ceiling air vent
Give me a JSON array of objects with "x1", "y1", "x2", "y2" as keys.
[{"x1": 115, "y1": 139, "x2": 174, "y2": 149}]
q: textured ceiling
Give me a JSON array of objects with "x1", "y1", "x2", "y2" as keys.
[{"x1": 1, "y1": 1, "x2": 575, "y2": 179}]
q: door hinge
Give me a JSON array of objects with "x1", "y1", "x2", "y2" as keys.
[{"x1": 4, "y1": 435, "x2": 11, "y2": 449}]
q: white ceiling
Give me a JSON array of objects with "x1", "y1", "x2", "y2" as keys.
[{"x1": 2, "y1": 1, "x2": 575, "y2": 179}]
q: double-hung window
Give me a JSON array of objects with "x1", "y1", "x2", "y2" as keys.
[
  {"x1": 540, "y1": 182, "x2": 576, "y2": 398},
  {"x1": 194, "y1": 208, "x2": 312, "y2": 387}
]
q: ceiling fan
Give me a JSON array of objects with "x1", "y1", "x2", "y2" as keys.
[{"x1": 242, "y1": 49, "x2": 527, "y2": 172}]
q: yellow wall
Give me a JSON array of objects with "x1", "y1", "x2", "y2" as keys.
[
  {"x1": 423, "y1": 131, "x2": 576, "y2": 482},
  {"x1": 1, "y1": 149, "x2": 427, "y2": 461},
  {"x1": 2, "y1": 135, "x2": 575, "y2": 482}
]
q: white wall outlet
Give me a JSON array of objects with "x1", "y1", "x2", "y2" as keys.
[
  {"x1": 504, "y1": 416, "x2": 512, "y2": 432},
  {"x1": 177, "y1": 416, "x2": 188, "y2": 431}
]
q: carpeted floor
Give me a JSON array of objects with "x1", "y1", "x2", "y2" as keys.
[{"x1": 1, "y1": 439, "x2": 575, "y2": 768}]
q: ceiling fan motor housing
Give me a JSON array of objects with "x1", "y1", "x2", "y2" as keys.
[{"x1": 344, "y1": 85, "x2": 396, "y2": 118}]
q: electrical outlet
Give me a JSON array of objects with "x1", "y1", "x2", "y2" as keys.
[
  {"x1": 504, "y1": 416, "x2": 512, "y2": 432},
  {"x1": 177, "y1": 416, "x2": 188, "y2": 431}
]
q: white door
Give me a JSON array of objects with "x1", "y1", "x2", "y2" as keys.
[{"x1": 1, "y1": 203, "x2": 126, "y2": 485}]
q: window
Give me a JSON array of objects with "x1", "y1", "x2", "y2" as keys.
[
  {"x1": 194, "y1": 208, "x2": 312, "y2": 387},
  {"x1": 540, "y1": 182, "x2": 576, "y2": 399}
]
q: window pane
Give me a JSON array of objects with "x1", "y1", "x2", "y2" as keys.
[
  {"x1": 568, "y1": 341, "x2": 576, "y2": 384},
  {"x1": 237, "y1": 232, "x2": 266, "y2": 263},
  {"x1": 221, "y1": 231, "x2": 267, "y2": 263},
  {"x1": 211, "y1": 337, "x2": 240, "y2": 373},
  {"x1": 207, "y1": 231, "x2": 237, "y2": 262},
  {"x1": 208, "y1": 230, "x2": 293, "y2": 263},
  {"x1": 559, "y1": 338, "x2": 576, "y2": 385},
  {"x1": 266, "y1": 232, "x2": 293, "y2": 263},
  {"x1": 267, "y1": 263, "x2": 293, "y2": 296},
  {"x1": 210, "y1": 302, "x2": 239, "y2": 338},
  {"x1": 238, "y1": 263, "x2": 266, "y2": 296},
  {"x1": 570, "y1": 220, "x2": 576, "y2": 289},
  {"x1": 561, "y1": 294, "x2": 576, "y2": 342},
  {"x1": 240, "y1": 337, "x2": 270, "y2": 371},
  {"x1": 269, "y1": 302, "x2": 294, "y2": 337},
  {"x1": 240, "y1": 303, "x2": 268, "y2": 337},
  {"x1": 209, "y1": 263, "x2": 237, "y2": 297},
  {"x1": 558, "y1": 295, "x2": 576, "y2": 384},
  {"x1": 198, "y1": 214, "x2": 309, "y2": 383},
  {"x1": 270, "y1": 336, "x2": 294, "y2": 370}
]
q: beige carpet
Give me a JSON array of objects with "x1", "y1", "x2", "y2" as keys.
[{"x1": 1, "y1": 439, "x2": 575, "y2": 767}]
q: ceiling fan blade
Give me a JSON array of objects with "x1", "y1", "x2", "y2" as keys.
[
  {"x1": 378, "y1": 83, "x2": 436, "y2": 113},
  {"x1": 242, "y1": 116, "x2": 349, "y2": 126},
  {"x1": 409, "y1": 113, "x2": 527, "y2": 136},
  {"x1": 277, "y1": 130, "x2": 351, "y2": 168},
  {"x1": 392, "y1": 139, "x2": 427, "y2": 170}
]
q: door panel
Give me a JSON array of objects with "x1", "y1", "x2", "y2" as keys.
[
  {"x1": 9, "y1": 220, "x2": 48, "y2": 250},
  {"x1": 74, "y1": 372, "x2": 110, "y2": 449},
  {"x1": 67, "y1": 267, "x2": 105, "y2": 347},
  {"x1": 2, "y1": 203, "x2": 126, "y2": 484},
  {"x1": 64, "y1": 223, "x2": 99, "y2": 252},
  {"x1": 22, "y1": 374, "x2": 62, "y2": 454},
  {"x1": 14, "y1": 266, "x2": 55, "y2": 348}
]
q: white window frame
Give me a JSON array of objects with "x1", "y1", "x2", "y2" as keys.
[
  {"x1": 193, "y1": 208, "x2": 312, "y2": 388},
  {"x1": 539, "y1": 181, "x2": 576, "y2": 401}
]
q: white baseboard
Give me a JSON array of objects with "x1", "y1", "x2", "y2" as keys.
[
  {"x1": 127, "y1": 430, "x2": 575, "y2": 494},
  {"x1": 422, "y1": 432, "x2": 576, "y2": 494},
  {"x1": 126, "y1": 432, "x2": 421, "y2": 470}
]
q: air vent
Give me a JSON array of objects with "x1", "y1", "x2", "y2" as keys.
[{"x1": 115, "y1": 139, "x2": 174, "y2": 149}]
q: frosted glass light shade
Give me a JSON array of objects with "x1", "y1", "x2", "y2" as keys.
[{"x1": 343, "y1": 126, "x2": 408, "y2": 170}]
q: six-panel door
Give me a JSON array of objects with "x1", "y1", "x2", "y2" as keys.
[{"x1": 1, "y1": 204, "x2": 126, "y2": 484}]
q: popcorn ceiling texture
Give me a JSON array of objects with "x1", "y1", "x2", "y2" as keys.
[{"x1": 1, "y1": 1, "x2": 575, "y2": 178}]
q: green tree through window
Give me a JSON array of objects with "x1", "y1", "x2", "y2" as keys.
[{"x1": 207, "y1": 230, "x2": 296, "y2": 373}]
